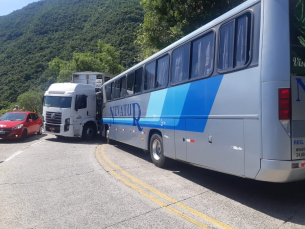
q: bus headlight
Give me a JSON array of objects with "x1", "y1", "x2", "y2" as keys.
[
  {"x1": 65, "y1": 118, "x2": 70, "y2": 124},
  {"x1": 12, "y1": 124, "x2": 23, "y2": 130}
]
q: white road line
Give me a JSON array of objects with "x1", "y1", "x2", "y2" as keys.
[
  {"x1": 3, "y1": 140, "x2": 46, "y2": 163},
  {"x1": 5, "y1": 150, "x2": 23, "y2": 162},
  {"x1": 30, "y1": 140, "x2": 45, "y2": 146}
]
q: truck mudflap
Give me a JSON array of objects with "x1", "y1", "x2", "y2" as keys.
[{"x1": 291, "y1": 76, "x2": 305, "y2": 160}]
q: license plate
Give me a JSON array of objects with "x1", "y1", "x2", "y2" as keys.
[{"x1": 0, "y1": 130, "x2": 5, "y2": 134}]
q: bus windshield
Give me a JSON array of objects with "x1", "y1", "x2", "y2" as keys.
[
  {"x1": 290, "y1": 0, "x2": 305, "y2": 76},
  {"x1": 43, "y1": 96, "x2": 72, "y2": 108}
]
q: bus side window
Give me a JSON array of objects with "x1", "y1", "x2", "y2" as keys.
[
  {"x1": 114, "y1": 80, "x2": 120, "y2": 99},
  {"x1": 171, "y1": 43, "x2": 191, "y2": 84},
  {"x1": 120, "y1": 76, "x2": 126, "y2": 98},
  {"x1": 144, "y1": 61, "x2": 156, "y2": 91},
  {"x1": 219, "y1": 21, "x2": 234, "y2": 70},
  {"x1": 111, "y1": 82, "x2": 115, "y2": 100},
  {"x1": 127, "y1": 72, "x2": 135, "y2": 96},
  {"x1": 156, "y1": 55, "x2": 169, "y2": 88},
  {"x1": 219, "y1": 13, "x2": 250, "y2": 71},
  {"x1": 191, "y1": 32, "x2": 214, "y2": 79},
  {"x1": 106, "y1": 84, "x2": 112, "y2": 101},
  {"x1": 134, "y1": 68, "x2": 143, "y2": 94}
]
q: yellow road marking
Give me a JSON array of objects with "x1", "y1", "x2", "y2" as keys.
[
  {"x1": 100, "y1": 144, "x2": 235, "y2": 229},
  {"x1": 95, "y1": 145, "x2": 210, "y2": 229}
]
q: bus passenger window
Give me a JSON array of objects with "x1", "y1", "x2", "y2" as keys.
[
  {"x1": 134, "y1": 68, "x2": 143, "y2": 94},
  {"x1": 144, "y1": 61, "x2": 156, "y2": 90},
  {"x1": 127, "y1": 72, "x2": 135, "y2": 95},
  {"x1": 120, "y1": 76, "x2": 126, "y2": 98},
  {"x1": 105, "y1": 84, "x2": 112, "y2": 101},
  {"x1": 219, "y1": 21, "x2": 234, "y2": 70},
  {"x1": 235, "y1": 15, "x2": 248, "y2": 67},
  {"x1": 111, "y1": 82, "x2": 115, "y2": 100},
  {"x1": 114, "y1": 80, "x2": 120, "y2": 99},
  {"x1": 219, "y1": 13, "x2": 250, "y2": 71},
  {"x1": 171, "y1": 43, "x2": 191, "y2": 84},
  {"x1": 156, "y1": 55, "x2": 169, "y2": 88},
  {"x1": 191, "y1": 32, "x2": 214, "y2": 79}
]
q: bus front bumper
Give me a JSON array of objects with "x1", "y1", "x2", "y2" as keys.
[{"x1": 256, "y1": 159, "x2": 305, "y2": 182}]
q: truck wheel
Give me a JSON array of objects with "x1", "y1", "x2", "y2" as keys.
[
  {"x1": 150, "y1": 134, "x2": 166, "y2": 168},
  {"x1": 106, "y1": 130, "x2": 111, "y2": 144},
  {"x1": 82, "y1": 124, "x2": 95, "y2": 141}
]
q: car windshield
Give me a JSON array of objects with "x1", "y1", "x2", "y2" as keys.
[
  {"x1": 0, "y1": 113, "x2": 27, "y2": 121},
  {"x1": 43, "y1": 96, "x2": 72, "y2": 108}
]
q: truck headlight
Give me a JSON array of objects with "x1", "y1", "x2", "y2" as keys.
[
  {"x1": 65, "y1": 118, "x2": 70, "y2": 124},
  {"x1": 12, "y1": 124, "x2": 23, "y2": 130}
]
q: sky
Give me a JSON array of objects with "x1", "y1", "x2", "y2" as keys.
[{"x1": 0, "y1": 0, "x2": 40, "y2": 16}]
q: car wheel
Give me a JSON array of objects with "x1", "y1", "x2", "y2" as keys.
[
  {"x1": 20, "y1": 129, "x2": 27, "y2": 141},
  {"x1": 150, "y1": 133, "x2": 166, "y2": 168},
  {"x1": 37, "y1": 125, "x2": 43, "y2": 135},
  {"x1": 82, "y1": 124, "x2": 95, "y2": 141}
]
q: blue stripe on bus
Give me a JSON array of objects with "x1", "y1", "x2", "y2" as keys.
[{"x1": 102, "y1": 75, "x2": 223, "y2": 132}]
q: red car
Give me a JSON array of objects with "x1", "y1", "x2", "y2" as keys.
[{"x1": 0, "y1": 111, "x2": 43, "y2": 140}]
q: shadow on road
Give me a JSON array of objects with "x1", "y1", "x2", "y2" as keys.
[
  {"x1": 0, "y1": 133, "x2": 46, "y2": 144},
  {"x1": 108, "y1": 140, "x2": 305, "y2": 226}
]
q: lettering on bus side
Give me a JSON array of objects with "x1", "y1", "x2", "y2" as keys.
[
  {"x1": 110, "y1": 103, "x2": 143, "y2": 131},
  {"x1": 296, "y1": 78, "x2": 305, "y2": 101}
]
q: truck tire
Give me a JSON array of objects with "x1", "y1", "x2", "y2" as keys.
[{"x1": 82, "y1": 124, "x2": 95, "y2": 141}]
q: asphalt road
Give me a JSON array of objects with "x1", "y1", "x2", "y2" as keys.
[{"x1": 0, "y1": 133, "x2": 305, "y2": 229}]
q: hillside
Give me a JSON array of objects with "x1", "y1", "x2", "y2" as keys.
[{"x1": 0, "y1": 0, "x2": 143, "y2": 105}]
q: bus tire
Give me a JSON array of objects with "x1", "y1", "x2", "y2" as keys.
[
  {"x1": 150, "y1": 134, "x2": 166, "y2": 168},
  {"x1": 82, "y1": 124, "x2": 95, "y2": 141},
  {"x1": 106, "y1": 130, "x2": 111, "y2": 144}
]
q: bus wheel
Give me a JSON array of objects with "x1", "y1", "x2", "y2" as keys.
[
  {"x1": 150, "y1": 134, "x2": 165, "y2": 167},
  {"x1": 82, "y1": 124, "x2": 95, "y2": 141},
  {"x1": 106, "y1": 130, "x2": 111, "y2": 144}
]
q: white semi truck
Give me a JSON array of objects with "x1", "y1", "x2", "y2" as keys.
[{"x1": 42, "y1": 72, "x2": 112, "y2": 140}]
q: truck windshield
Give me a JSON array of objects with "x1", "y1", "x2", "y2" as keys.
[{"x1": 43, "y1": 96, "x2": 72, "y2": 108}]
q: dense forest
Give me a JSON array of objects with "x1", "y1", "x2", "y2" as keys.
[
  {"x1": 0, "y1": 0, "x2": 245, "y2": 113},
  {"x1": 0, "y1": 0, "x2": 143, "y2": 109}
]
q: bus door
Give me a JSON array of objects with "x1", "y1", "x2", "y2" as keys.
[{"x1": 174, "y1": 118, "x2": 187, "y2": 161}]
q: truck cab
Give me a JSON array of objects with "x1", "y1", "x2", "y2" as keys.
[{"x1": 43, "y1": 83, "x2": 97, "y2": 140}]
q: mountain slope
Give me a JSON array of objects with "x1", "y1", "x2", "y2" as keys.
[{"x1": 0, "y1": 0, "x2": 143, "y2": 104}]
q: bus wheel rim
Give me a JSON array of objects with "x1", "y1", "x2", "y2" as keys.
[{"x1": 152, "y1": 139, "x2": 161, "y2": 160}]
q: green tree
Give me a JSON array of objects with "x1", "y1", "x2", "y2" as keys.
[
  {"x1": 135, "y1": 0, "x2": 246, "y2": 59},
  {"x1": 49, "y1": 41, "x2": 124, "y2": 82},
  {"x1": 17, "y1": 89, "x2": 44, "y2": 116}
]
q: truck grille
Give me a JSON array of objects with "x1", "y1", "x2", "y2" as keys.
[
  {"x1": 46, "y1": 112, "x2": 62, "y2": 124},
  {"x1": 45, "y1": 124, "x2": 60, "y2": 133}
]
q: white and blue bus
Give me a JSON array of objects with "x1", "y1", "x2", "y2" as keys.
[{"x1": 101, "y1": 0, "x2": 305, "y2": 182}]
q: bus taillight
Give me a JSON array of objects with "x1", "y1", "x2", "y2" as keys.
[{"x1": 279, "y1": 88, "x2": 291, "y2": 120}]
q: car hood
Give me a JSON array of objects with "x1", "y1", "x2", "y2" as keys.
[{"x1": 0, "y1": 120, "x2": 24, "y2": 129}]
